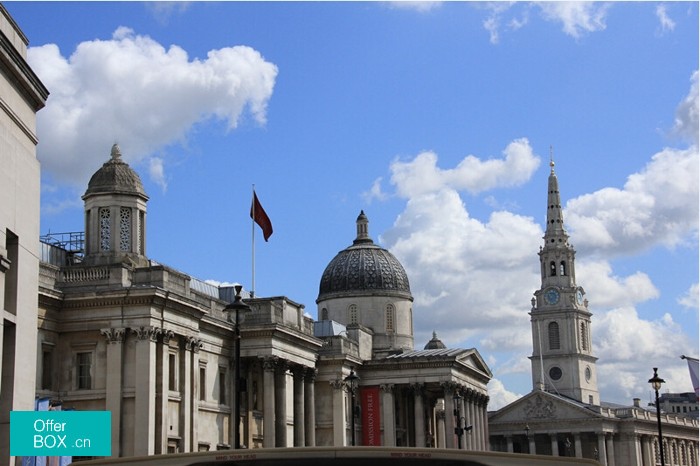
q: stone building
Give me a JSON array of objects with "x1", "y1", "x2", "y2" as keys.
[
  {"x1": 488, "y1": 161, "x2": 699, "y2": 466},
  {"x1": 36, "y1": 145, "x2": 492, "y2": 458},
  {"x1": 0, "y1": 5, "x2": 49, "y2": 465}
]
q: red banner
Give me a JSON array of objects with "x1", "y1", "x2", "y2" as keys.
[{"x1": 361, "y1": 386, "x2": 381, "y2": 446}]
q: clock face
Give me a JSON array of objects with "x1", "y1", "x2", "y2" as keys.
[
  {"x1": 576, "y1": 289, "x2": 584, "y2": 304},
  {"x1": 544, "y1": 288, "x2": 560, "y2": 305}
]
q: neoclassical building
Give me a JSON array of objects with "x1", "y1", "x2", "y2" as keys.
[
  {"x1": 0, "y1": 5, "x2": 49, "y2": 466},
  {"x1": 36, "y1": 145, "x2": 492, "y2": 458},
  {"x1": 488, "y1": 161, "x2": 699, "y2": 466}
]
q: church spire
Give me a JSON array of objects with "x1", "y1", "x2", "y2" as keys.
[{"x1": 544, "y1": 148, "x2": 568, "y2": 242}]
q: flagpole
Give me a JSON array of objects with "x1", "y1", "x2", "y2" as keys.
[{"x1": 251, "y1": 184, "x2": 256, "y2": 298}]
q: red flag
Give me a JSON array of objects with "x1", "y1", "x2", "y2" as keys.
[{"x1": 250, "y1": 191, "x2": 273, "y2": 241}]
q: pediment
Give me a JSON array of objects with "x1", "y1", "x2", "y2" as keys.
[{"x1": 490, "y1": 390, "x2": 601, "y2": 425}]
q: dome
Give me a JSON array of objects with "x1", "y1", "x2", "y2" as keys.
[
  {"x1": 83, "y1": 144, "x2": 148, "y2": 200},
  {"x1": 317, "y1": 211, "x2": 412, "y2": 302},
  {"x1": 424, "y1": 331, "x2": 447, "y2": 350}
]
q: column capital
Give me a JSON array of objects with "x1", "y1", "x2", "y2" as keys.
[
  {"x1": 409, "y1": 383, "x2": 424, "y2": 397},
  {"x1": 303, "y1": 367, "x2": 318, "y2": 382},
  {"x1": 262, "y1": 355, "x2": 279, "y2": 372},
  {"x1": 330, "y1": 379, "x2": 345, "y2": 390},
  {"x1": 132, "y1": 326, "x2": 160, "y2": 342},
  {"x1": 185, "y1": 336, "x2": 203, "y2": 352},
  {"x1": 161, "y1": 329, "x2": 175, "y2": 344},
  {"x1": 380, "y1": 383, "x2": 395, "y2": 393},
  {"x1": 101, "y1": 327, "x2": 126, "y2": 344},
  {"x1": 440, "y1": 381, "x2": 459, "y2": 395}
]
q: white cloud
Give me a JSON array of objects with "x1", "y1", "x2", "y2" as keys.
[
  {"x1": 390, "y1": 138, "x2": 540, "y2": 198},
  {"x1": 656, "y1": 4, "x2": 676, "y2": 34},
  {"x1": 576, "y1": 260, "x2": 659, "y2": 309},
  {"x1": 595, "y1": 307, "x2": 696, "y2": 399},
  {"x1": 148, "y1": 157, "x2": 167, "y2": 193},
  {"x1": 29, "y1": 28, "x2": 278, "y2": 188},
  {"x1": 362, "y1": 177, "x2": 389, "y2": 203},
  {"x1": 565, "y1": 145, "x2": 698, "y2": 257},
  {"x1": 673, "y1": 71, "x2": 699, "y2": 146},
  {"x1": 537, "y1": 2, "x2": 610, "y2": 38},
  {"x1": 487, "y1": 378, "x2": 523, "y2": 410},
  {"x1": 387, "y1": 1, "x2": 443, "y2": 13},
  {"x1": 678, "y1": 283, "x2": 699, "y2": 310}
]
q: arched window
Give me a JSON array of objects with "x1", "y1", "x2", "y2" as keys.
[
  {"x1": 348, "y1": 304, "x2": 358, "y2": 324},
  {"x1": 386, "y1": 304, "x2": 395, "y2": 333},
  {"x1": 549, "y1": 261, "x2": 556, "y2": 277},
  {"x1": 548, "y1": 321, "x2": 560, "y2": 350},
  {"x1": 320, "y1": 308, "x2": 328, "y2": 321},
  {"x1": 580, "y1": 322, "x2": 588, "y2": 351},
  {"x1": 559, "y1": 261, "x2": 567, "y2": 276}
]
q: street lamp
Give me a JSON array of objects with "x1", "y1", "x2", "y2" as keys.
[
  {"x1": 648, "y1": 367, "x2": 666, "y2": 466},
  {"x1": 223, "y1": 285, "x2": 252, "y2": 449},
  {"x1": 452, "y1": 392, "x2": 472, "y2": 450},
  {"x1": 344, "y1": 369, "x2": 360, "y2": 446},
  {"x1": 524, "y1": 424, "x2": 531, "y2": 454}
]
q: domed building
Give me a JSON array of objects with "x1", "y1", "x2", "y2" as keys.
[
  {"x1": 313, "y1": 211, "x2": 492, "y2": 449},
  {"x1": 35, "y1": 146, "x2": 492, "y2": 459}
]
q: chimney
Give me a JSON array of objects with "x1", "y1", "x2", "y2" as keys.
[{"x1": 633, "y1": 398, "x2": 641, "y2": 408}]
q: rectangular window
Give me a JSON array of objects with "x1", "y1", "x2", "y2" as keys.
[
  {"x1": 168, "y1": 353, "x2": 177, "y2": 391},
  {"x1": 199, "y1": 367, "x2": 206, "y2": 401},
  {"x1": 41, "y1": 350, "x2": 53, "y2": 390},
  {"x1": 219, "y1": 367, "x2": 227, "y2": 405},
  {"x1": 77, "y1": 352, "x2": 92, "y2": 390}
]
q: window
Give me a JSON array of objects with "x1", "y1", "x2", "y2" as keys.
[
  {"x1": 168, "y1": 353, "x2": 177, "y2": 391},
  {"x1": 219, "y1": 367, "x2": 227, "y2": 405},
  {"x1": 549, "y1": 261, "x2": 556, "y2": 277},
  {"x1": 119, "y1": 207, "x2": 131, "y2": 251},
  {"x1": 41, "y1": 349, "x2": 53, "y2": 390},
  {"x1": 77, "y1": 352, "x2": 92, "y2": 390},
  {"x1": 548, "y1": 322, "x2": 560, "y2": 350},
  {"x1": 348, "y1": 304, "x2": 358, "y2": 324},
  {"x1": 580, "y1": 322, "x2": 588, "y2": 351},
  {"x1": 99, "y1": 208, "x2": 111, "y2": 251},
  {"x1": 386, "y1": 304, "x2": 395, "y2": 333},
  {"x1": 559, "y1": 261, "x2": 567, "y2": 276},
  {"x1": 199, "y1": 366, "x2": 206, "y2": 401},
  {"x1": 320, "y1": 308, "x2": 328, "y2": 321}
]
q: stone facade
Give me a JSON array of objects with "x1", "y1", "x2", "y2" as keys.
[
  {"x1": 0, "y1": 5, "x2": 48, "y2": 466},
  {"x1": 36, "y1": 147, "x2": 492, "y2": 458},
  {"x1": 488, "y1": 161, "x2": 699, "y2": 466}
]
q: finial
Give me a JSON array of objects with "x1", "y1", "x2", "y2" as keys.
[
  {"x1": 111, "y1": 143, "x2": 122, "y2": 160},
  {"x1": 432, "y1": 330, "x2": 438, "y2": 339},
  {"x1": 549, "y1": 145, "x2": 555, "y2": 173},
  {"x1": 354, "y1": 210, "x2": 371, "y2": 243}
]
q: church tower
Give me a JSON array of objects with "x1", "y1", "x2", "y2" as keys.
[{"x1": 529, "y1": 157, "x2": 600, "y2": 406}]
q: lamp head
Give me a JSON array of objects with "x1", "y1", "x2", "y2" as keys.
[
  {"x1": 224, "y1": 285, "x2": 252, "y2": 325},
  {"x1": 648, "y1": 367, "x2": 665, "y2": 391}
]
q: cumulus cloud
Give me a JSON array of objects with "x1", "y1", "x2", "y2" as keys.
[
  {"x1": 576, "y1": 260, "x2": 659, "y2": 308},
  {"x1": 390, "y1": 138, "x2": 540, "y2": 198},
  {"x1": 672, "y1": 71, "x2": 699, "y2": 146},
  {"x1": 488, "y1": 378, "x2": 523, "y2": 410},
  {"x1": 362, "y1": 177, "x2": 389, "y2": 203},
  {"x1": 565, "y1": 146, "x2": 699, "y2": 257},
  {"x1": 29, "y1": 27, "x2": 278, "y2": 187},
  {"x1": 595, "y1": 307, "x2": 696, "y2": 399},
  {"x1": 678, "y1": 283, "x2": 699, "y2": 310},
  {"x1": 387, "y1": 1, "x2": 443, "y2": 13}
]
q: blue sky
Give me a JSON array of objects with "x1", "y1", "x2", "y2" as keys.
[{"x1": 7, "y1": 1, "x2": 698, "y2": 409}]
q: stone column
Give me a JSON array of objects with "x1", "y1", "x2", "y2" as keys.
[
  {"x1": 506, "y1": 435, "x2": 513, "y2": 453},
  {"x1": 275, "y1": 360, "x2": 288, "y2": 447},
  {"x1": 641, "y1": 435, "x2": 653, "y2": 466},
  {"x1": 482, "y1": 395, "x2": 490, "y2": 451},
  {"x1": 442, "y1": 383, "x2": 456, "y2": 449},
  {"x1": 304, "y1": 368, "x2": 317, "y2": 446},
  {"x1": 597, "y1": 433, "x2": 608, "y2": 466},
  {"x1": 101, "y1": 328, "x2": 125, "y2": 457},
  {"x1": 436, "y1": 409, "x2": 446, "y2": 449},
  {"x1": 292, "y1": 366, "x2": 305, "y2": 447},
  {"x1": 190, "y1": 338, "x2": 201, "y2": 450},
  {"x1": 606, "y1": 433, "x2": 616, "y2": 466},
  {"x1": 132, "y1": 326, "x2": 160, "y2": 455},
  {"x1": 411, "y1": 383, "x2": 425, "y2": 448},
  {"x1": 381, "y1": 384, "x2": 396, "y2": 447},
  {"x1": 157, "y1": 330, "x2": 174, "y2": 454},
  {"x1": 551, "y1": 434, "x2": 559, "y2": 456},
  {"x1": 262, "y1": 357, "x2": 277, "y2": 448},
  {"x1": 182, "y1": 337, "x2": 200, "y2": 452},
  {"x1": 528, "y1": 429, "x2": 536, "y2": 455},
  {"x1": 465, "y1": 392, "x2": 473, "y2": 450},
  {"x1": 331, "y1": 379, "x2": 347, "y2": 446}
]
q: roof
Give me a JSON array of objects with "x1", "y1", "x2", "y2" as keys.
[{"x1": 83, "y1": 144, "x2": 148, "y2": 200}]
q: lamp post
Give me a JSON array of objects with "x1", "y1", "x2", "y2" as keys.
[
  {"x1": 223, "y1": 285, "x2": 252, "y2": 449},
  {"x1": 344, "y1": 369, "x2": 360, "y2": 446},
  {"x1": 452, "y1": 392, "x2": 472, "y2": 450},
  {"x1": 524, "y1": 424, "x2": 531, "y2": 454},
  {"x1": 648, "y1": 367, "x2": 666, "y2": 466}
]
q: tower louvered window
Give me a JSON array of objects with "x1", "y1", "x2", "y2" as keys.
[
  {"x1": 386, "y1": 304, "x2": 395, "y2": 333},
  {"x1": 581, "y1": 322, "x2": 588, "y2": 351},
  {"x1": 99, "y1": 207, "x2": 111, "y2": 251},
  {"x1": 349, "y1": 304, "x2": 358, "y2": 324},
  {"x1": 548, "y1": 321, "x2": 560, "y2": 350},
  {"x1": 120, "y1": 207, "x2": 131, "y2": 251}
]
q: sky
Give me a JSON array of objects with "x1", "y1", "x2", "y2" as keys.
[{"x1": 6, "y1": 1, "x2": 698, "y2": 411}]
